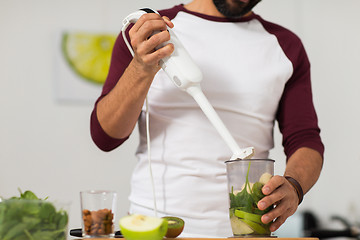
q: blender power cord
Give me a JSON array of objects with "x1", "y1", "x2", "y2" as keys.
[{"x1": 122, "y1": 23, "x2": 158, "y2": 217}]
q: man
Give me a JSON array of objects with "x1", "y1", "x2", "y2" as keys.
[{"x1": 90, "y1": 0, "x2": 324, "y2": 237}]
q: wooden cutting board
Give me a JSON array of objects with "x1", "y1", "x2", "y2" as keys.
[{"x1": 76, "y1": 238, "x2": 319, "y2": 240}]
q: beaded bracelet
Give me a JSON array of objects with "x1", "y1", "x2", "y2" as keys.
[{"x1": 285, "y1": 176, "x2": 304, "y2": 205}]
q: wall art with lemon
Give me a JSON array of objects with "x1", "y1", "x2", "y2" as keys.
[{"x1": 54, "y1": 31, "x2": 117, "y2": 103}]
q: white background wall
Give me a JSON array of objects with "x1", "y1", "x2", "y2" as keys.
[{"x1": 1, "y1": 0, "x2": 360, "y2": 236}]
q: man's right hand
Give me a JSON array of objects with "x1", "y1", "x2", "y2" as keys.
[
  {"x1": 96, "y1": 13, "x2": 175, "y2": 140},
  {"x1": 129, "y1": 13, "x2": 175, "y2": 77}
]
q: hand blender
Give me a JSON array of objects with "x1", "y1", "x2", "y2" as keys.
[{"x1": 122, "y1": 8, "x2": 254, "y2": 160}]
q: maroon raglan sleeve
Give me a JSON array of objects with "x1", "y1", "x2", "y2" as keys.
[
  {"x1": 90, "y1": 30, "x2": 133, "y2": 151},
  {"x1": 259, "y1": 16, "x2": 325, "y2": 160},
  {"x1": 276, "y1": 44, "x2": 324, "y2": 160},
  {"x1": 90, "y1": 6, "x2": 182, "y2": 152}
]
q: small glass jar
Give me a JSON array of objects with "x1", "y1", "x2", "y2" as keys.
[{"x1": 80, "y1": 190, "x2": 117, "y2": 238}]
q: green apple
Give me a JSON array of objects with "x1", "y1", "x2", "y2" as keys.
[
  {"x1": 119, "y1": 214, "x2": 168, "y2": 240},
  {"x1": 230, "y1": 216, "x2": 254, "y2": 235},
  {"x1": 234, "y1": 209, "x2": 262, "y2": 224},
  {"x1": 259, "y1": 172, "x2": 272, "y2": 185}
]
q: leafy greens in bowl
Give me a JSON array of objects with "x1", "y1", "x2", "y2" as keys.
[{"x1": 0, "y1": 189, "x2": 69, "y2": 240}]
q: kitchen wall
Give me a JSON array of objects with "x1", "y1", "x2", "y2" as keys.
[{"x1": 1, "y1": 0, "x2": 359, "y2": 236}]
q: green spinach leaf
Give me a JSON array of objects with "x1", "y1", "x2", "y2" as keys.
[{"x1": 0, "y1": 189, "x2": 68, "y2": 240}]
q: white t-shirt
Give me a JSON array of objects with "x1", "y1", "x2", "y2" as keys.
[{"x1": 128, "y1": 6, "x2": 293, "y2": 237}]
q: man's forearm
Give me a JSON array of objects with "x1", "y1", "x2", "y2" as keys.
[
  {"x1": 284, "y1": 147, "x2": 323, "y2": 195},
  {"x1": 97, "y1": 60, "x2": 156, "y2": 139}
]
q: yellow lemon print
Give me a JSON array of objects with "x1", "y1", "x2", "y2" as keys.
[{"x1": 62, "y1": 32, "x2": 116, "y2": 84}]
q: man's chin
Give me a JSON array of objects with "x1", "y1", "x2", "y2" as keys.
[
  {"x1": 229, "y1": 0, "x2": 248, "y2": 7},
  {"x1": 235, "y1": 0, "x2": 250, "y2": 3},
  {"x1": 213, "y1": 0, "x2": 260, "y2": 18}
]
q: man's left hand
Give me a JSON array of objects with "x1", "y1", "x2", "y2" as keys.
[{"x1": 257, "y1": 175, "x2": 299, "y2": 232}]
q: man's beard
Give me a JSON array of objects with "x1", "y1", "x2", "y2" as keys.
[{"x1": 212, "y1": 0, "x2": 262, "y2": 18}]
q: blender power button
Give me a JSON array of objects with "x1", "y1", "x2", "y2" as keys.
[{"x1": 172, "y1": 76, "x2": 182, "y2": 87}]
